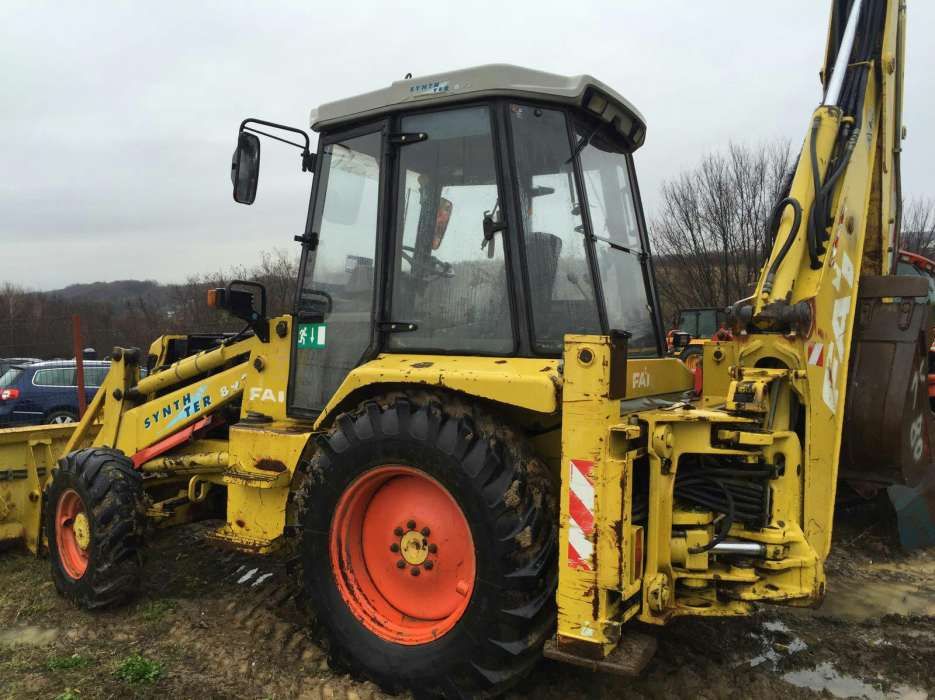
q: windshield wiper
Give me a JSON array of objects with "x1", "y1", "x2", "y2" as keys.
[{"x1": 567, "y1": 121, "x2": 605, "y2": 163}]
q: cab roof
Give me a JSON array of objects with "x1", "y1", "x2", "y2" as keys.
[{"x1": 310, "y1": 64, "x2": 647, "y2": 151}]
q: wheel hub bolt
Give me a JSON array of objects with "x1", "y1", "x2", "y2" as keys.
[
  {"x1": 428, "y1": 543, "x2": 438, "y2": 554},
  {"x1": 410, "y1": 567, "x2": 420, "y2": 576},
  {"x1": 407, "y1": 519, "x2": 417, "y2": 530},
  {"x1": 390, "y1": 543, "x2": 399, "y2": 553},
  {"x1": 396, "y1": 559, "x2": 406, "y2": 569},
  {"x1": 394, "y1": 526, "x2": 404, "y2": 536},
  {"x1": 421, "y1": 526, "x2": 430, "y2": 536},
  {"x1": 424, "y1": 560, "x2": 434, "y2": 570}
]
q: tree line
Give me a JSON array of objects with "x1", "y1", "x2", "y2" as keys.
[
  {"x1": 0, "y1": 250, "x2": 298, "y2": 359},
  {"x1": 651, "y1": 142, "x2": 935, "y2": 326},
  {"x1": 2, "y1": 142, "x2": 933, "y2": 359}
]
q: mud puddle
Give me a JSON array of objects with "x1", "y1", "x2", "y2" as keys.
[
  {"x1": 813, "y1": 580, "x2": 935, "y2": 621},
  {"x1": 782, "y1": 662, "x2": 927, "y2": 699}
]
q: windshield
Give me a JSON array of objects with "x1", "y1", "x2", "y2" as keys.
[
  {"x1": 0, "y1": 368, "x2": 23, "y2": 388},
  {"x1": 897, "y1": 261, "x2": 935, "y2": 307},
  {"x1": 677, "y1": 309, "x2": 721, "y2": 338}
]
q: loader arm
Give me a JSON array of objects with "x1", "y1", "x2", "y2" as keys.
[
  {"x1": 549, "y1": 0, "x2": 916, "y2": 667},
  {"x1": 742, "y1": 0, "x2": 909, "y2": 556}
]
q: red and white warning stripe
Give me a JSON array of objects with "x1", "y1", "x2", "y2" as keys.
[
  {"x1": 567, "y1": 458, "x2": 596, "y2": 571},
  {"x1": 807, "y1": 341, "x2": 825, "y2": 367}
]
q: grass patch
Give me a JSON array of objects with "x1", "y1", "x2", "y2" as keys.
[
  {"x1": 48, "y1": 653, "x2": 92, "y2": 671},
  {"x1": 114, "y1": 653, "x2": 163, "y2": 685},
  {"x1": 137, "y1": 598, "x2": 177, "y2": 622},
  {"x1": 55, "y1": 690, "x2": 81, "y2": 700}
]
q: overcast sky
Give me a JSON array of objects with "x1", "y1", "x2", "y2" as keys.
[{"x1": 2, "y1": 1, "x2": 933, "y2": 290}]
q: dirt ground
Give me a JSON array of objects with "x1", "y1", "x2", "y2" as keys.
[{"x1": 1, "y1": 503, "x2": 933, "y2": 700}]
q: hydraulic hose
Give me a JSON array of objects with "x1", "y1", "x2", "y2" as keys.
[
  {"x1": 763, "y1": 196, "x2": 803, "y2": 293},
  {"x1": 686, "y1": 478, "x2": 735, "y2": 554},
  {"x1": 806, "y1": 118, "x2": 825, "y2": 269}
]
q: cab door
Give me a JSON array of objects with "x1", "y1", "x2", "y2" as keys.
[{"x1": 290, "y1": 123, "x2": 385, "y2": 414}]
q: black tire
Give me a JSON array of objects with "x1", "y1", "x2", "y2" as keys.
[
  {"x1": 299, "y1": 394, "x2": 556, "y2": 698},
  {"x1": 45, "y1": 409, "x2": 78, "y2": 425},
  {"x1": 45, "y1": 447, "x2": 144, "y2": 609}
]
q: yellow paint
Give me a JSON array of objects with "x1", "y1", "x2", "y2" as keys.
[
  {"x1": 400, "y1": 531, "x2": 428, "y2": 565},
  {"x1": 316, "y1": 354, "x2": 562, "y2": 427},
  {"x1": 73, "y1": 513, "x2": 91, "y2": 550}
]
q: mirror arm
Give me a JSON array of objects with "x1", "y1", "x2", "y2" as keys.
[{"x1": 240, "y1": 117, "x2": 316, "y2": 174}]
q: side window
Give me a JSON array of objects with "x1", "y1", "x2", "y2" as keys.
[
  {"x1": 390, "y1": 106, "x2": 513, "y2": 354},
  {"x1": 508, "y1": 104, "x2": 600, "y2": 353},
  {"x1": 33, "y1": 368, "x2": 75, "y2": 386},
  {"x1": 577, "y1": 124, "x2": 658, "y2": 356}
]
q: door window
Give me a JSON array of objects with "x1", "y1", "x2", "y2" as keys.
[
  {"x1": 509, "y1": 104, "x2": 601, "y2": 353},
  {"x1": 577, "y1": 124, "x2": 658, "y2": 355},
  {"x1": 390, "y1": 106, "x2": 513, "y2": 353},
  {"x1": 292, "y1": 130, "x2": 382, "y2": 411}
]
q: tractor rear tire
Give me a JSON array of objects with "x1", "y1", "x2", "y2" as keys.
[
  {"x1": 299, "y1": 395, "x2": 556, "y2": 698},
  {"x1": 46, "y1": 448, "x2": 144, "y2": 609}
]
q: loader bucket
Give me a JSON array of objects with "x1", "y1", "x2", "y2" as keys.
[
  {"x1": 839, "y1": 274, "x2": 935, "y2": 547},
  {"x1": 0, "y1": 424, "x2": 76, "y2": 553}
]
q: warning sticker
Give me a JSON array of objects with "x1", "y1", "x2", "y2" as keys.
[{"x1": 297, "y1": 323, "x2": 326, "y2": 349}]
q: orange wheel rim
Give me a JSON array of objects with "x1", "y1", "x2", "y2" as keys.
[
  {"x1": 55, "y1": 489, "x2": 89, "y2": 579},
  {"x1": 329, "y1": 466, "x2": 476, "y2": 645}
]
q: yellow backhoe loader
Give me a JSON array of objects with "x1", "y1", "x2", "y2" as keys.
[{"x1": 1, "y1": 0, "x2": 930, "y2": 696}]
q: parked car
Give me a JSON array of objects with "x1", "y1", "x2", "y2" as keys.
[
  {"x1": 0, "y1": 360, "x2": 110, "y2": 426},
  {"x1": 0, "y1": 357, "x2": 40, "y2": 377}
]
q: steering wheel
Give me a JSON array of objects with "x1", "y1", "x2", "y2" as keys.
[{"x1": 401, "y1": 245, "x2": 454, "y2": 280}]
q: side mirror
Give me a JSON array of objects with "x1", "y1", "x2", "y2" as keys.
[{"x1": 231, "y1": 132, "x2": 261, "y2": 204}]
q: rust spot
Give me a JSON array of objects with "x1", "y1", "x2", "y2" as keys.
[
  {"x1": 410, "y1": 361, "x2": 434, "y2": 368},
  {"x1": 235, "y1": 519, "x2": 246, "y2": 528},
  {"x1": 494, "y1": 359, "x2": 507, "y2": 364},
  {"x1": 255, "y1": 458, "x2": 286, "y2": 473}
]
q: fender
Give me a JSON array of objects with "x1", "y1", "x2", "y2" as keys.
[{"x1": 314, "y1": 354, "x2": 563, "y2": 428}]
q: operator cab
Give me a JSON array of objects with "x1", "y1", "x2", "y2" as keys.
[{"x1": 233, "y1": 65, "x2": 663, "y2": 414}]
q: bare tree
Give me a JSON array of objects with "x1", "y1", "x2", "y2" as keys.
[
  {"x1": 899, "y1": 197, "x2": 935, "y2": 258},
  {"x1": 650, "y1": 141, "x2": 793, "y2": 325}
]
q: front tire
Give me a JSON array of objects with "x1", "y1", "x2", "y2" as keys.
[
  {"x1": 299, "y1": 395, "x2": 556, "y2": 698},
  {"x1": 46, "y1": 448, "x2": 144, "y2": 609}
]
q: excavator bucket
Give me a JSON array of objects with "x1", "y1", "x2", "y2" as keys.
[
  {"x1": 840, "y1": 274, "x2": 935, "y2": 548},
  {"x1": 0, "y1": 424, "x2": 75, "y2": 553}
]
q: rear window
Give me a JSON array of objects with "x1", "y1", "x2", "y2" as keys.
[
  {"x1": 32, "y1": 368, "x2": 76, "y2": 387},
  {"x1": 0, "y1": 368, "x2": 22, "y2": 388}
]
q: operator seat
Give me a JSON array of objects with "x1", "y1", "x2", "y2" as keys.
[{"x1": 525, "y1": 231, "x2": 562, "y2": 330}]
